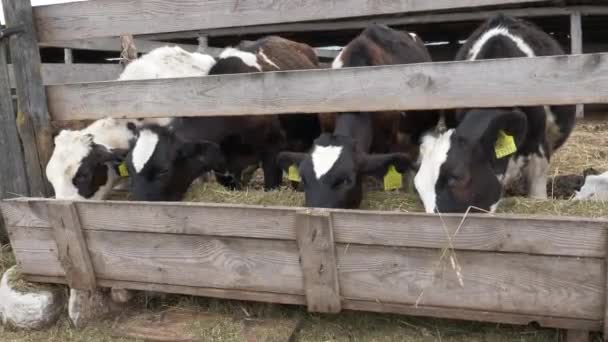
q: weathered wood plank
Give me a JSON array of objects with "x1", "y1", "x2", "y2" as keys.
[
  {"x1": 48, "y1": 201, "x2": 96, "y2": 290},
  {"x1": 33, "y1": 0, "x2": 546, "y2": 42},
  {"x1": 296, "y1": 210, "x2": 341, "y2": 313},
  {"x1": 142, "y1": 5, "x2": 608, "y2": 40},
  {"x1": 7, "y1": 226, "x2": 64, "y2": 277},
  {"x1": 0, "y1": 42, "x2": 29, "y2": 244},
  {"x1": 47, "y1": 53, "x2": 608, "y2": 121},
  {"x1": 10, "y1": 225, "x2": 603, "y2": 322},
  {"x1": 3, "y1": 0, "x2": 54, "y2": 197},
  {"x1": 27, "y1": 275, "x2": 307, "y2": 306},
  {"x1": 64, "y1": 48, "x2": 73, "y2": 64},
  {"x1": 40, "y1": 37, "x2": 199, "y2": 54},
  {"x1": 571, "y1": 11, "x2": 585, "y2": 119},
  {"x1": 26, "y1": 273, "x2": 604, "y2": 332},
  {"x1": 342, "y1": 300, "x2": 602, "y2": 331},
  {"x1": 7, "y1": 64, "x2": 123, "y2": 88},
  {"x1": 2, "y1": 199, "x2": 608, "y2": 258},
  {"x1": 337, "y1": 244, "x2": 604, "y2": 320}
]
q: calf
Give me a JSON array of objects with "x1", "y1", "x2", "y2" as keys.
[
  {"x1": 414, "y1": 14, "x2": 576, "y2": 213},
  {"x1": 277, "y1": 24, "x2": 435, "y2": 208},
  {"x1": 209, "y1": 36, "x2": 322, "y2": 188},
  {"x1": 46, "y1": 46, "x2": 215, "y2": 200},
  {"x1": 126, "y1": 36, "x2": 324, "y2": 201}
]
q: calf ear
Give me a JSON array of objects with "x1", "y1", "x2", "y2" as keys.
[
  {"x1": 90, "y1": 144, "x2": 122, "y2": 163},
  {"x1": 277, "y1": 152, "x2": 307, "y2": 172},
  {"x1": 456, "y1": 108, "x2": 528, "y2": 156},
  {"x1": 359, "y1": 153, "x2": 413, "y2": 175},
  {"x1": 179, "y1": 141, "x2": 226, "y2": 170}
]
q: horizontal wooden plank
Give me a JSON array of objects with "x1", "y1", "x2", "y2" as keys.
[
  {"x1": 142, "y1": 5, "x2": 608, "y2": 40},
  {"x1": 337, "y1": 244, "x2": 604, "y2": 320},
  {"x1": 8, "y1": 64, "x2": 122, "y2": 88},
  {"x1": 33, "y1": 0, "x2": 546, "y2": 42},
  {"x1": 7, "y1": 226, "x2": 65, "y2": 277},
  {"x1": 26, "y1": 273, "x2": 601, "y2": 331},
  {"x1": 25, "y1": 275, "x2": 307, "y2": 306},
  {"x1": 342, "y1": 300, "x2": 602, "y2": 331},
  {"x1": 46, "y1": 53, "x2": 608, "y2": 121},
  {"x1": 2, "y1": 199, "x2": 608, "y2": 257},
  {"x1": 10, "y1": 226, "x2": 603, "y2": 321},
  {"x1": 40, "y1": 38, "x2": 199, "y2": 54},
  {"x1": 11, "y1": 226, "x2": 304, "y2": 295}
]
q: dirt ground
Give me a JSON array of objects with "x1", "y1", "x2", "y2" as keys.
[{"x1": 1, "y1": 118, "x2": 607, "y2": 342}]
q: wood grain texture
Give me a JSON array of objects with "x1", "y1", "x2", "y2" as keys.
[
  {"x1": 40, "y1": 38, "x2": 199, "y2": 54},
  {"x1": 570, "y1": 11, "x2": 585, "y2": 119},
  {"x1": 336, "y1": 244, "x2": 604, "y2": 320},
  {"x1": 7, "y1": 226, "x2": 65, "y2": 277},
  {"x1": 7, "y1": 64, "x2": 123, "y2": 88},
  {"x1": 27, "y1": 275, "x2": 307, "y2": 306},
  {"x1": 3, "y1": 0, "x2": 53, "y2": 197},
  {"x1": 48, "y1": 201, "x2": 96, "y2": 290},
  {"x1": 142, "y1": 5, "x2": 607, "y2": 39},
  {"x1": 32, "y1": 0, "x2": 545, "y2": 42},
  {"x1": 10, "y1": 226, "x2": 603, "y2": 320},
  {"x1": 296, "y1": 211, "x2": 341, "y2": 313},
  {"x1": 46, "y1": 53, "x2": 608, "y2": 121},
  {"x1": 2, "y1": 199, "x2": 608, "y2": 258},
  {"x1": 26, "y1": 274, "x2": 603, "y2": 331},
  {"x1": 0, "y1": 42, "x2": 29, "y2": 244}
]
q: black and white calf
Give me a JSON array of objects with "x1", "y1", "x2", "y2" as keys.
[
  {"x1": 278, "y1": 24, "x2": 435, "y2": 208},
  {"x1": 126, "y1": 36, "x2": 325, "y2": 201},
  {"x1": 46, "y1": 46, "x2": 215, "y2": 200},
  {"x1": 414, "y1": 14, "x2": 576, "y2": 213}
]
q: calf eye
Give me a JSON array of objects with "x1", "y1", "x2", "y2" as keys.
[{"x1": 333, "y1": 177, "x2": 353, "y2": 189}]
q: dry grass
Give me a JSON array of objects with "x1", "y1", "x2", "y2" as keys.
[{"x1": 550, "y1": 120, "x2": 608, "y2": 175}]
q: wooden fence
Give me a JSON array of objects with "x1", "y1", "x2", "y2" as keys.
[
  {"x1": 1, "y1": 0, "x2": 608, "y2": 340},
  {"x1": 2, "y1": 198, "x2": 608, "y2": 333}
]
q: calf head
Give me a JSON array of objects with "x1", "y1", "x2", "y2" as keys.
[
  {"x1": 126, "y1": 126, "x2": 225, "y2": 201},
  {"x1": 278, "y1": 133, "x2": 411, "y2": 209},
  {"x1": 415, "y1": 108, "x2": 528, "y2": 213},
  {"x1": 46, "y1": 131, "x2": 126, "y2": 200}
]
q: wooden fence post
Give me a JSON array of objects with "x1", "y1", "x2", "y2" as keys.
[
  {"x1": 2, "y1": 0, "x2": 53, "y2": 197},
  {"x1": 120, "y1": 35, "x2": 138, "y2": 66},
  {"x1": 570, "y1": 11, "x2": 585, "y2": 119},
  {"x1": 0, "y1": 40, "x2": 28, "y2": 244},
  {"x1": 295, "y1": 210, "x2": 341, "y2": 313},
  {"x1": 48, "y1": 201, "x2": 96, "y2": 291}
]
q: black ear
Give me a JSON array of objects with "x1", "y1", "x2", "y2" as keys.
[
  {"x1": 277, "y1": 152, "x2": 307, "y2": 173},
  {"x1": 359, "y1": 153, "x2": 412, "y2": 175},
  {"x1": 90, "y1": 143, "x2": 122, "y2": 163},
  {"x1": 455, "y1": 108, "x2": 528, "y2": 155},
  {"x1": 179, "y1": 141, "x2": 225, "y2": 170}
]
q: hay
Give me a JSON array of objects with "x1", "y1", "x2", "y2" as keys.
[{"x1": 185, "y1": 181, "x2": 608, "y2": 218}]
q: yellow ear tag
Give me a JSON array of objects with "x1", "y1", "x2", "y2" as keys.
[
  {"x1": 494, "y1": 130, "x2": 517, "y2": 159},
  {"x1": 118, "y1": 162, "x2": 129, "y2": 177},
  {"x1": 287, "y1": 165, "x2": 301, "y2": 182},
  {"x1": 383, "y1": 165, "x2": 402, "y2": 191}
]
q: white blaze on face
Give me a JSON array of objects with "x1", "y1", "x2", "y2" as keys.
[
  {"x1": 414, "y1": 130, "x2": 454, "y2": 213},
  {"x1": 468, "y1": 27, "x2": 536, "y2": 60},
  {"x1": 331, "y1": 49, "x2": 345, "y2": 69},
  {"x1": 311, "y1": 145, "x2": 343, "y2": 179},
  {"x1": 219, "y1": 48, "x2": 262, "y2": 71},
  {"x1": 46, "y1": 131, "x2": 93, "y2": 200},
  {"x1": 258, "y1": 48, "x2": 280, "y2": 69},
  {"x1": 132, "y1": 130, "x2": 159, "y2": 173}
]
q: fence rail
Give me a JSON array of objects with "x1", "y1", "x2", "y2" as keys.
[
  {"x1": 33, "y1": 0, "x2": 548, "y2": 42},
  {"x1": 2, "y1": 198, "x2": 607, "y2": 331},
  {"x1": 46, "y1": 52, "x2": 608, "y2": 122}
]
